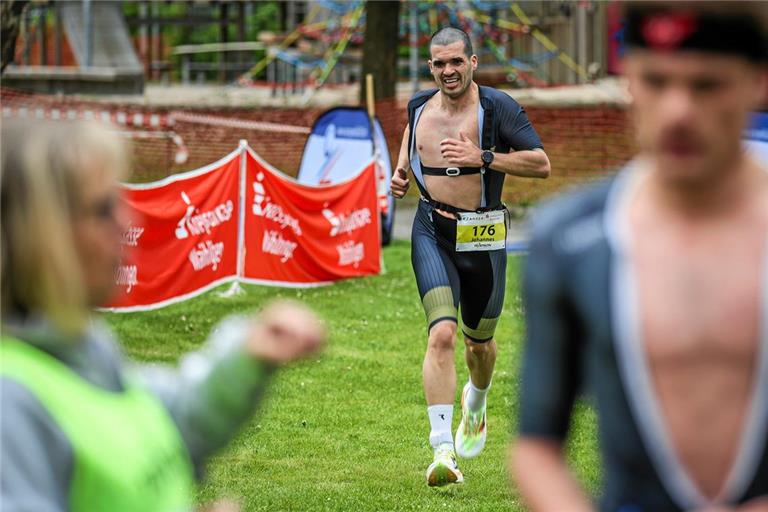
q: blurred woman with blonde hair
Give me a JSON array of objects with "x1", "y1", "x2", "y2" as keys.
[{"x1": 0, "y1": 119, "x2": 325, "y2": 511}]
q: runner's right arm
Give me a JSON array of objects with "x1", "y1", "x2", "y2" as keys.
[
  {"x1": 391, "y1": 124, "x2": 411, "y2": 199},
  {"x1": 509, "y1": 212, "x2": 593, "y2": 511}
]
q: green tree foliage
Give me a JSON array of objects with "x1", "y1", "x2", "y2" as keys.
[
  {"x1": 121, "y1": 1, "x2": 281, "y2": 80},
  {"x1": 122, "y1": 2, "x2": 281, "y2": 44}
]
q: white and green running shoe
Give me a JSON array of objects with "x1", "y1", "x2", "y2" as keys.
[
  {"x1": 425, "y1": 443, "x2": 464, "y2": 487},
  {"x1": 455, "y1": 382, "x2": 487, "y2": 459}
]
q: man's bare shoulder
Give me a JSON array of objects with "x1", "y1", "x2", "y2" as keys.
[
  {"x1": 421, "y1": 93, "x2": 441, "y2": 115},
  {"x1": 407, "y1": 88, "x2": 439, "y2": 111}
]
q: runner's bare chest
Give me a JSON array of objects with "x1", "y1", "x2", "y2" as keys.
[
  {"x1": 415, "y1": 102, "x2": 479, "y2": 166},
  {"x1": 415, "y1": 99, "x2": 482, "y2": 210},
  {"x1": 630, "y1": 201, "x2": 768, "y2": 499}
]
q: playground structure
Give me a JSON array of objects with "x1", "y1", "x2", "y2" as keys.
[
  {"x1": 238, "y1": 0, "x2": 610, "y2": 97},
  {"x1": 7, "y1": 1, "x2": 613, "y2": 96}
]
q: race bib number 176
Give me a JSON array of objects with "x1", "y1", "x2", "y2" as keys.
[{"x1": 455, "y1": 210, "x2": 506, "y2": 252}]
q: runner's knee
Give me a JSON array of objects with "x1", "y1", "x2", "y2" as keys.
[
  {"x1": 465, "y1": 337, "x2": 495, "y2": 357},
  {"x1": 428, "y1": 321, "x2": 457, "y2": 352}
]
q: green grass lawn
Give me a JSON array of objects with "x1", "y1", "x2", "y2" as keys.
[{"x1": 105, "y1": 241, "x2": 600, "y2": 511}]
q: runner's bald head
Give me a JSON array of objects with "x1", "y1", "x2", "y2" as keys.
[{"x1": 430, "y1": 27, "x2": 473, "y2": 57}]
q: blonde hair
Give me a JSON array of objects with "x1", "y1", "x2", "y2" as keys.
[{"x1": 1, "y1": 119, "x2": 129, "y2": 337}]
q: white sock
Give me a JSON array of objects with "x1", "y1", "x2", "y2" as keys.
[
  {"x1": 427, "y1": 404, "x2": 454, "y2": 448},
  {"x1": 465, "y1": 379, "x2": 491, "y2": 412}
]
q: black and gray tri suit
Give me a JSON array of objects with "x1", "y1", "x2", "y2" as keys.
[
  {"x1": 518, "y1": 165, "x2": 768, "y2": 511},
  {"x1": 407, "y1": 86, "x2": 544, "y2": 341}
]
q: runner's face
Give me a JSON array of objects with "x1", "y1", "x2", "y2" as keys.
[
  {"x1": 429, "y1": 41, "x2": 477, "y2": 99},
  {"x1": 72, "y1": 165, "x2": 130, "y2": 306},
  {"x1": 625, "y1": 51, "x2": 766, "y2": 185}
]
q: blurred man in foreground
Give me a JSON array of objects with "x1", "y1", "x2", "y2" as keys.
[{"x1": 511, "y1": 2, "x2": 768, "y2": 510}]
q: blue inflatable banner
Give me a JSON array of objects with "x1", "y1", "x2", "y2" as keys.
[{"x1": 298, "y1": 107, "x2": 395, "y2": 245}]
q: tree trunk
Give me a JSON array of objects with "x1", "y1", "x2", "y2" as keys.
[
  {"x1": 360, "y1": 0, "x2": 400, "y2": 103},
  {"x1": 1, "y1": 0, "x2": 29, "y2": 74}
]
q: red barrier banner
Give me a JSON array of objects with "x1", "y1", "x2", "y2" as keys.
[
  {"x1": 242, "y1": 148, "x2": 381, "y2": 286},
  {"x1": 104, "y1": 150, "x2": 241, "y2": 311}
]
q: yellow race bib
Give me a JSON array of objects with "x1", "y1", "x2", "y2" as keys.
[{"x1": 455, "y1": 210, "x2": 506, "y2": 252}]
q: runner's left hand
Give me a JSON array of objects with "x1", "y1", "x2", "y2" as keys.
[{"x1": 440, "y1": 132, "x2": 482, "y2": 167}]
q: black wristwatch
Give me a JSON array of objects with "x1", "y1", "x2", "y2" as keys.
[{"x1": 481, "y1": 150, "x2": 494, "y2": 166}]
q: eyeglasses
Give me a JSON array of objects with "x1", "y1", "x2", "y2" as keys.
[{"x1": 77, "y1": 195, "x2": 120, "y2": 222}]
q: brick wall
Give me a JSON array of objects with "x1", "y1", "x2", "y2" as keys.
[
  {"x1": 144, "y1": 101, "x2": 634, "y2": 205},
  {"x1": 0, "y1": 88, "x2": 635, "y2": 205}
]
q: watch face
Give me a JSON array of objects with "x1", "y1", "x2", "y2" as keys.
[{"x1": 482, "y1": 151, "x2": 493, "y2": 165}]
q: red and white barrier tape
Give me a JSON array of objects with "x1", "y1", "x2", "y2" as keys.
[
  {"x1": 167, "y1": 111, "x2": 311, "y2": 134},
  {"x1": 0, "y1": 105, "x2": 314, "y2": 165},
  {"x1": 1, "y1": 105, "x2": 311, "y2": 135},
  {"x1": 2, "y1": 106, "x2": 189, "y2": 164},
  {"x1": 1, "y1": 105, "x2": 170, "y2": 128}
]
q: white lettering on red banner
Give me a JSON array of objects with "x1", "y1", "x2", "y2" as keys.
[
  {"x1": 121, "y1": 223, "x2": 144, "y2": 247},
  {"x1": 175, "y1": 191, "x2": 234, "y2": 239},
  {"x1": 336, "y1": 241, "x2": 365, "y2": 267},
  {"x1": 188, "y1": 240, "x2": 225, "y2": 271},
  {"x1": 323, "y1": 207, "x2": 372, "y2": 237},
  {"x1": 115, "y1": 264, "x2": 138, "y2": 293},
  {"x1": 252, "y1": 172, "x2": 267, "y2": 215},
  {"x1": 102, "y1": 148, "x2": 381, "y2": 311},
  {"x1": 263, "y1": 203, "x2": 302, "y2": 236},
  {"x1": 262, "y1": 230, "x2": 297, "y2": 262},
  {"x1": 252, "y1": 173, "x2": 302, "y2": 236}
]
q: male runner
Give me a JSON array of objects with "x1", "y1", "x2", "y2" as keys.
[
  {"x1": 510, "y1": 2, "x2": 768, "y2": 510},
  {"x1": 390, "y1": 27, "x2": 550, "y2": 486}
]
